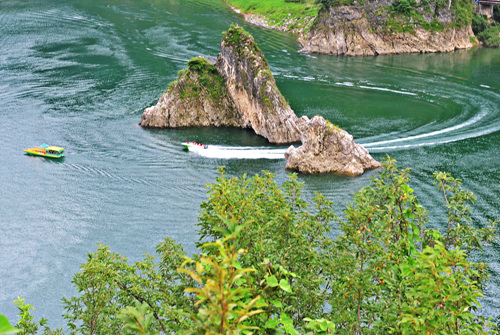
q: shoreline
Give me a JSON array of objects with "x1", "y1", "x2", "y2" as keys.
[
  {"x1": 226, "y1": 4, "x2": 314, "y2": 46},
  {"x1": 224, "y1": 2, "x2": 485, "y2": 56}
]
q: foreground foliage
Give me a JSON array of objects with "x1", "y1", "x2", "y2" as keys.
[{"x1": 11, "y1": 157, "x2": 498, "y2": 334}]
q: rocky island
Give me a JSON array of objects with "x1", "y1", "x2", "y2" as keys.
[
  {"x1": 140, "y1": 25, "x2": 380, "y2": 175},
  {"x1": 285, "y1": 116, "x2": 381, "y2": 175},
  {"x1": 300, "y1": 0, "x2": 474, "y2": 56},
  {"x1": 223, "y1": 0, "x2": 490, "y2": 56}
]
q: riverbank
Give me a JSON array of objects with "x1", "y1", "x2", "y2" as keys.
[
  {"x1": 223, "y1": 0, "x2": 319, "y2": 43},
  {"x1": 223, "y1": 0, "x2": 490, "y2": 55}
]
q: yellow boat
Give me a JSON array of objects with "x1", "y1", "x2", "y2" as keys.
[{"x1": 24, "y1": 144, "x2": 65, "y2": 159}]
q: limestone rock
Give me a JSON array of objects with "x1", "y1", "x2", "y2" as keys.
[
  {"x1": 285, "y1": 116, "x2": 381, "y2": 175},
  {"x1": 216, "y1": 25, "x2": 308, "y2": 143},
  {"x1": 301, "y1": 5, "x2": 473, "y2": 56},
  {"x1": 140, "y1": 25, "x2": 308, "y2": 144},
  {"x1": 139, "y1": 57, "x2": 242, "y2": 128}
]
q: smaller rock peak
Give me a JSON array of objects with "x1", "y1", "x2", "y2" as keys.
[
  {"x1": 221, "y1": 24, "x2": 268, "y2": 65},
  {"x1": 285, "y1": 115, "x2": 381, "y2": 175},
  {"x1": 222, "y1": 24, "x2": 255, "y2": 49}
]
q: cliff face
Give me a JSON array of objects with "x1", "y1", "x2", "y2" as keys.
[
  {"x1": 301, "y1": 4, "x2": 473, "y2": 56},
  {"x1": 217, "y1": 26, "x2": 308, "y2": 143},
  {"x1": 139, "y1": 57, "x2": 242, "y2": 128},
  {"x1": 285, "y1": 116, "x2": 381, "y2": 175}
]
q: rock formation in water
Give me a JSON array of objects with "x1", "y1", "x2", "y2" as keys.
[
  {"x1": 301, "y1": 2, "x2": 473, "y2": 56},
  {"x1": 217, "y1": 25, "x2": 309, "y2": 143},
  {"x1": 285, "y1": 116, "x2": 381, "y2": 175},
  {"x1": 140, "y1": 24, "x2": 380, "y2": 175},
  {"x1": 140, "y1": 57, "x2": 242, "y2": 128},
  {"x1": 140, "y1": 25, "x2": 308, "y2": 144}
]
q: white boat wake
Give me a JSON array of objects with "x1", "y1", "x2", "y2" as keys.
[{"x1": 185, "y1": 145, "x2": 287, "y2": 159}]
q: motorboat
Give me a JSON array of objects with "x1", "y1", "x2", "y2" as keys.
[
  {"x1": 182, "y1": 142, "x2": 208, "y2": 150},
  {"x1": 24, "y1": 144, "x2": 65, "y2": 159}
]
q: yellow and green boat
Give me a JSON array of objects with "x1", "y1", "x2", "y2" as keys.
[{"x1": 24, "y1": 144, "x2": 65, "y2": 159}]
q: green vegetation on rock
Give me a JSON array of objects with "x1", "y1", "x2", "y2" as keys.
[
  {"x1": 472, "y1": 12, "x2": 491, "y2": 34},
  {"x1": 316, "y1": 0, "x2": 474, "y2": 33},
  {"x1": 222, "y1": 23, "x2": 252, "y2": 49},
  {"x1": 478, "y1": 26, "x2": 500, "y2": 47},
  {"x1": 325, "y1": 118, "x2": 340, "y2": 131},
  {"x1": 222, "y1": 24, "x2": 266, "y2": 62},
  {"x1": 172, "y1": 56, "x2": 228, "y2": 103},
  {"x1": 8, "y1": 157, "x2": 499, "y2": 334}
]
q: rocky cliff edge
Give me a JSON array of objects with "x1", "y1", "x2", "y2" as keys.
[{"x1": 301, "y1": 3, "x2": 473, "y2": 56}]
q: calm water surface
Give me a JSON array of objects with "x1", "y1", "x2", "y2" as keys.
[{"x1": 1, "y1": 0, "x2": 499, "y2": 326}]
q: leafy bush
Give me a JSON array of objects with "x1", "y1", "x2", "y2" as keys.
[
  {"x1": 494, "y1": 5, "x2": 500, "y2": 23},
  {"x1": 478, "y1": 26, "x2": 500, "y2": 47},
  {"x1": 472, "y1": 13, "x2": 490, "y2": 35},
  {"x1": 452, "y1": 0, "x2": 475, "y2": 28},
  {"x1": 197, "y1": 168, "x2": 335, "y2": 327}
]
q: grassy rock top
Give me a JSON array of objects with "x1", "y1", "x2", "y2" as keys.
[
  {"x1": 186, "y1": 57, "x2": 218, "y2": 75},
  {"x1": 316, "y1": 0, "x2": 474, "y2": 33},
  {"x1": 222, "y1": 23, "x2": 256, "y2": 48},
  {"x1": 221, "y1": 24, "x2": 268, "y2": 66},
  {"x1": 168, "y1": 57, "x2": 228, "y2": 103}
]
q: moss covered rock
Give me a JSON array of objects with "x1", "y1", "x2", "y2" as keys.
[{"x1": 139, "y1": 56, "x2": 241, "y2": 128}]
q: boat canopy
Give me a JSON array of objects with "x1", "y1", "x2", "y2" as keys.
[{"x1": 46, "y1": 146, "x2": 64, "y2": 151}]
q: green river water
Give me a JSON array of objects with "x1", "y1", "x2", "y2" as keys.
[{"x1": 1, "y1": 0, "x2": 499, "y2": 326}]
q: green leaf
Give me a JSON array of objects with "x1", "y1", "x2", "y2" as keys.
[
  {"x1": 264, "y1": 317, "x2": 279, "y2": 328},
  {"x1": 270, "y1": 299, "x2": 283, "y2": 308},
  {"x1": 279, "y1": 279, "x2": 292, "y2": 293},
  {"x1": 0, "y1": 315, "x2": 20, "y2": 334},
  {"x1": 280, "y1": 312, "x2": 293, "y2": 325},
  {"x1": 266, "y1": 275, "x2": 279, "y2": 287}
]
